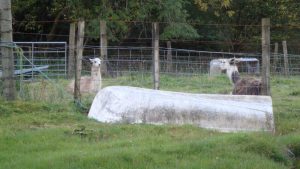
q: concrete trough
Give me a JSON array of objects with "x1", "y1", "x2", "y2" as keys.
[{"x1": 88, "y1": 86, "x2": 274, "y2": 133}]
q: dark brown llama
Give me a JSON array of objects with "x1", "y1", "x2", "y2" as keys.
[{"x1": 225, "y1": 58, "x2": 262, "y2": 95}]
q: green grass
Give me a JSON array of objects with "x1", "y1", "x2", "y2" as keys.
[
  {"x1": 103, "y1": 73, "x2": 233, "y2": 94},
  {"x1": 0, "y1": 74, "x2": 300, "y2": 169}
]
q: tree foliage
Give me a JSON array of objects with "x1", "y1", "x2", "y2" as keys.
[{"x1": 11, "y1": 0, "x2": 300, "y2": 51}]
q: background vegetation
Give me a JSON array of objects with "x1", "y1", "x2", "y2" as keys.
[{"x1": 11, "y1": 0, "x2": 300, "y2": 52}]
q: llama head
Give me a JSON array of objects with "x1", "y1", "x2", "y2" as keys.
[
  {"x1": 216, "y1": 58, "x2": 239, "y2": 71},
  {"x1": 216, "y1": 59, "x2": 230, "y2": 71},
  {"x1": 229, "y1": 58, "x2": 239, "y2": 65},
  {"x1": 89, "y1": 58, "x2": 101, "y2": 67}
]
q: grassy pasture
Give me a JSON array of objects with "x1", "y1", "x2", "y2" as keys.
[{"x1": 0, "y1": 74, "x2": 300, "y2": 169}]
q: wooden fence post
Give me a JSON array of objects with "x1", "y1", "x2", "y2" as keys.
[
  {"x1": 100, "y1": 20, "x2": 108, "y2": 76},
  {"x1": 166, "y1": 41, "x2": 172, "y2": 72},
  {"x1": 152, "y1": 22, "x2": 160, "y2": 90},
  {"x1": 68, "y1": 22, "x2": 76, "y2": 78},
  {"x1": 261, "y1": 18, "x2": 271, "y2": 96},
  {"x1": 0, "y1": 0, "x2": 16, "y2": 100},
  {"x1": 282, "y1": 41, "x2": 289, "y2": 76},
  {"x1": 74, "y1": 20, "x2": 85, "y2": 101},
  {"x1": 272, "y1": 42, "x2": 278, "y2": 73},
  {"x1": 30, "y1": 45, "x2": 34, "y2": 80}
]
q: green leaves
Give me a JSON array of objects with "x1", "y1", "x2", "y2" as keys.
[
  {"x1": 158, "y1": 0, "x2": 199, "y2": 40},
  {"x1": 161, "y1": 23, "x2": 199, "y2": 40},
  {"x1": 11, "y1": 0, "x2": 300, "y2": 50}
]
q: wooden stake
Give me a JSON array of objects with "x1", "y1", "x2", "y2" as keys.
[
  {"x1": 272, "y1": 42, "x2": 278, "y2": 73},
  {"x1": 152, "y1": 22, "x2": 160, "y2": 90},
  {"x1": 100, "y1": 20, "x2": 108, "y2": 76},
  {"x1": 74, "y1": 20, "x2": 85, "y2": 101},
  {"x1": 282, "y1": 41, "x2": 289, "y2": 76},
  {"x1": 68, "y1": 22, "x2": 76, "y2": 78},
  {"x1": 261, "y1": 18, "x2": 271, "y2": 96},
  {"x1": 166, "y1": 41, "x2": 172, "y2": 72}
]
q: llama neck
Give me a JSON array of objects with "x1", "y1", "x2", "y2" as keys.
[
  {"x1": 231, "y1": 71, "x2": 240, "y2": 84},
  {"x1": 91, "y1": 65, "x2": 101, "y2": 79},
  {"x1": 91, "y1": 65, "x2": 101, "y2": 91},
  {"x1": 226, "y1": 66, "x2": 240, "y2": 85}
]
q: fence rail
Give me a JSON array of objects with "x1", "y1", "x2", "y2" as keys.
[
  {"x1": 0, "y1": 42, "x2": 67, "y2": 79},
  {"x1": 1, "y1": 44, "x2": 300, "y2": 81},
  {"x1": 1, "y1": 42, "x2": 300, "y2": 109}
]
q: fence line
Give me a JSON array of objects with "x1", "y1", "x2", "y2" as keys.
[
  {"x1": 1, "y1": 44, "x2": 300, "y2": 79},
  {"x1": 1, "y1": 42, "x2": 299, "y2": 108}
]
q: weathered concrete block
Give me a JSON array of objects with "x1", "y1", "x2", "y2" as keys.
[{"x1": 88, "y1": 86, "x2": 274, "y2": 132}]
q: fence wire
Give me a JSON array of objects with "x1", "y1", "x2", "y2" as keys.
[{"x1": 0, "y1": 42, "x2": 300, "y2": 106}]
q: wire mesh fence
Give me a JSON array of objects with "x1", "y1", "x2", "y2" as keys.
[
  {"x1": 271, "y1": 53, "x2": 300, "y2": 75},
  {"x1": 0, "y1": 42, "x2": 67, "y2": 79},
  {"x1": 80, "y1": 46, "x2": 263, "y2": 93},
  {"x1": 0, "y1": 42, "x2": 70, "y2": 104},
  {"x1": 0, "y1": 19, "x2": 300, "y2": 107},
  {"x1": 1, "y1": 43, "x2": 300, "y2": 102},
  {"x1": 82, "y1": 46, "x2": 262, "y2": 74},
  {"x1": 15, "y1": 42, "x2": 67, "y2": 79}
]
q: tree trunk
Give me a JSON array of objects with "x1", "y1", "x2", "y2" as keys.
[
  {"x1": 0, "y1": 0, "x2": 16, "y2": 100},
  {"x1": 46, "y1": 7, "x2": 67, "y2": 41}
]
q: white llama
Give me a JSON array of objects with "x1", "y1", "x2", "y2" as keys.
[
  {"x1": 209, "y1": 58, "x2": 234, "y2": 76},
  {"x1": 68, "y1": 58, "x2": 102, "y2": 94},
  {"x1": 222, "y1": 58, "x2": 262, "y2": 95}
]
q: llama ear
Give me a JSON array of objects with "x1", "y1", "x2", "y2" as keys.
[
  {"x1": 89, "y1": 58, "x2": 94, "y2": 63},
  {"x1": 230, "y1": 58, "x2": 240, "y2": 65},
  {"x1": 229, "y1": 58, "x2": 235, "y2": 65},
  {"x1": 234, "y1": 58, "x2": 241, "y2": 63}
]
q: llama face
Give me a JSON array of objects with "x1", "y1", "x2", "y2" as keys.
[
  {"x1": 217, "y1": 58, "x2": 238, "y2": 71},
  {"x1": 218, "y1": 59, "x2": 231, "y2": 71},
  {"x1": 209, "y1": 58, "x2": 240, "y2": 78},
  {"x1": 89, "y1": 58, "x2": 101, "y2": 67},
  {"x1": 229, "y1": 58, "x2": 240, "y2": 66},
  {"x1": 217, "y1": 58, "x2": 239, "y2": 72}
]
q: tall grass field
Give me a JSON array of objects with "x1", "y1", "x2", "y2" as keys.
[{"x1": 0, "y1": 74, "x2": 300, "y2": 169}]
